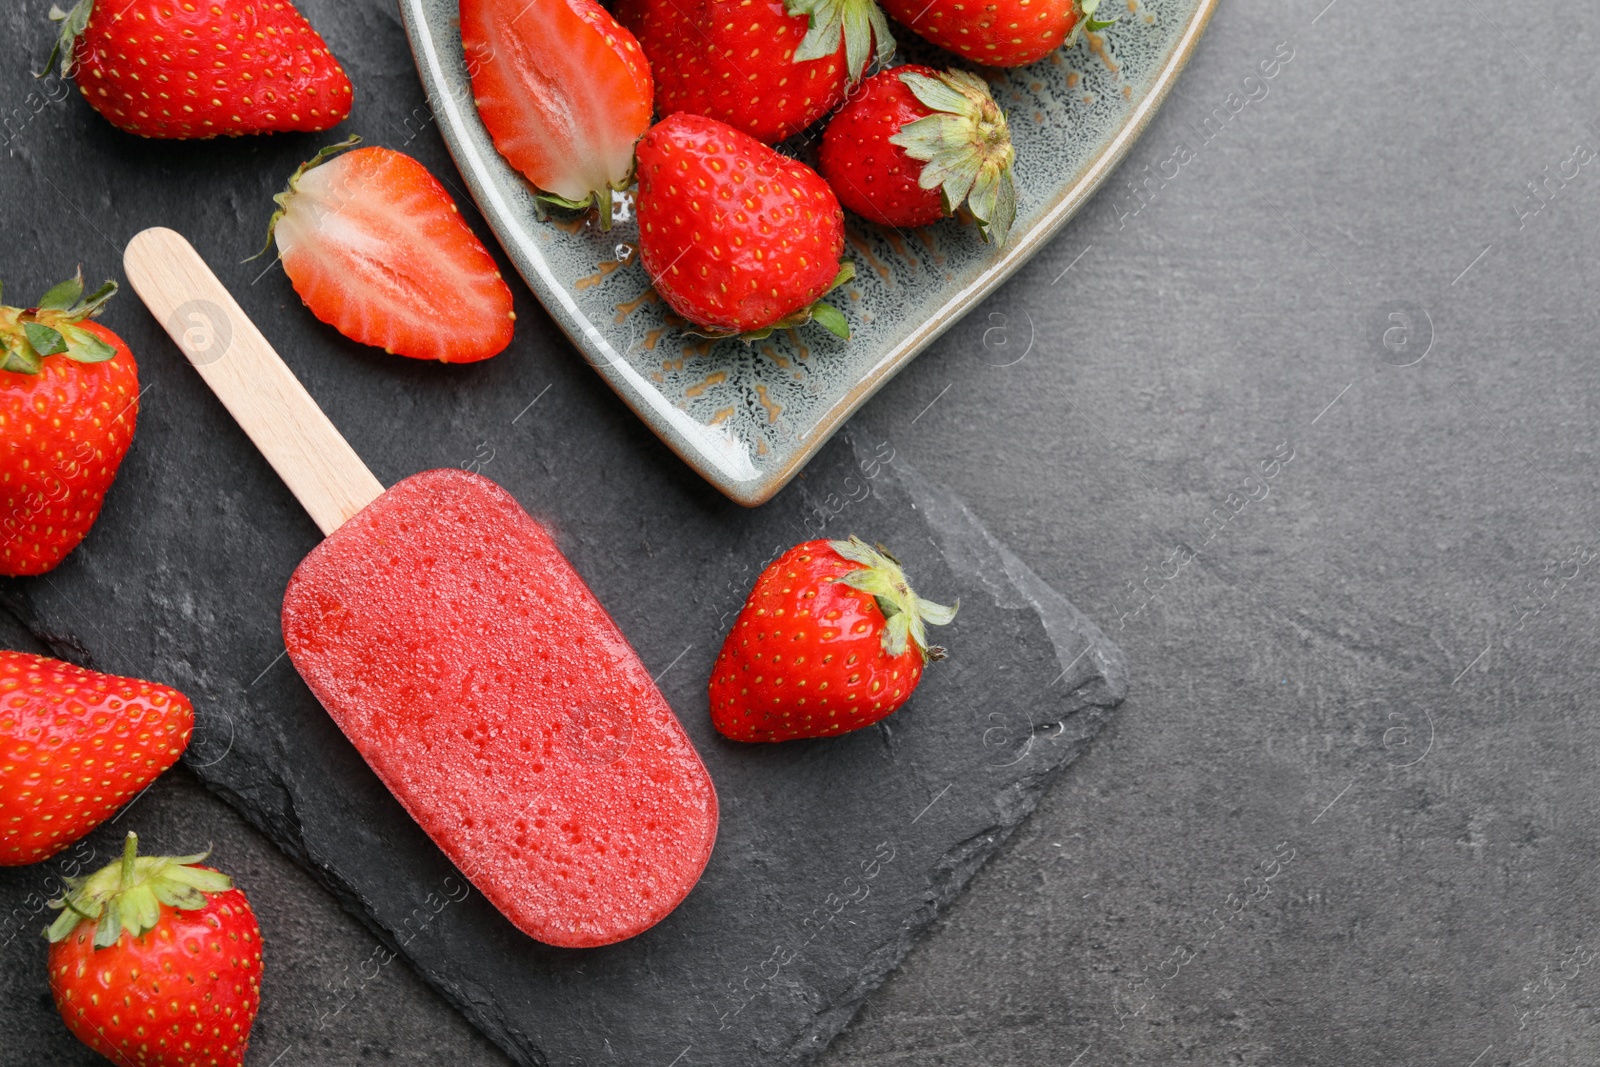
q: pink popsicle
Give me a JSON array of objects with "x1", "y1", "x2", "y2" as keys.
[{"x1": 125, "y1": 229, "x2": 718, "y2": 947}]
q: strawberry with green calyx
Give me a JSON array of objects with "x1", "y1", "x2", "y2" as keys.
[
  {"x1": 635, "y1": 113, "x2": 854, "y2": 339},
  {"x1": 616, "y1": 0, "x2": 892, "y2": 146},
  {"x1": 0, "y1": 272, "x2": 118, "y2": 374},
  {"x1": 878, "y1": 0, "x2": 1114, "y2": 67},
  {"x1": 48, "y1": 833, "x2": 263, "y2": 1067},
  {"x1": 820, "y1": 65, "x2": 1019, "y2": 245},
  {"x1": 264, "y1": 138, "x2": 517, "y2": 364},
  {"x1": 44, "y1": 0, "x2": 353, "y2": 140},
  {"x1": 1, "y1": 273, "x2": 139, "y2": 577},
  {"x1": 709, "y1": 536, "x2": 957, "y2": 742}
]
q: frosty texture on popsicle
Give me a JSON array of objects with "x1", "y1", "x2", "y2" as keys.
[
  {"x1": 282, "y1": 470, "x2": 718, "y2": 947},
  {"x1": 123, "y1": 228, "x2": 717, "y2": 950}
]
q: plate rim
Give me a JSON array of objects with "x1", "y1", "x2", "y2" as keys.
[{"x1": 400, "y1": 0, "x2": 1219, "y2": 507}]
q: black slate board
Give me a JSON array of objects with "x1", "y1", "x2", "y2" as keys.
[{"x1": 0, "y1": 3, "x2": 1125, "y2": 1062}]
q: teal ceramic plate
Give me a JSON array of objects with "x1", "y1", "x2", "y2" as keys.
[{"x1": 399, "y1": 0, "x2": 1216, "y2": 505}]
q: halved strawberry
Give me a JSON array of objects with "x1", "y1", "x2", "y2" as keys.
[
  {"x1": 462, "y1": 0, "x2": 653, "y2": 228},
  {"x1": 266, "y1": 140, "x2": 516, "y2": 364}
]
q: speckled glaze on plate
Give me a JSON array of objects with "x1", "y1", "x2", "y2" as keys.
[{"x1": 399, "y1": 0, "x2": 1216, "y2": 506}]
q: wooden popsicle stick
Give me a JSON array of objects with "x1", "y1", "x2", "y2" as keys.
[{"x1": 123, "y1": 227, "x2": 385, "y2": 538}]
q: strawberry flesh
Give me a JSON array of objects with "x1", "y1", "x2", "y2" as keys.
[
  {"x1": 273, "y1": 146, "x2": 516, "y2": 364},
  {"x1": 462, "y1": 0, "x2": 653, "y2": 211}
]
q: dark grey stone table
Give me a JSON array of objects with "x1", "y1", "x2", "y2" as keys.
[{"x1": 5, "y1": 0, "x2": 1600, "y2": 1064}]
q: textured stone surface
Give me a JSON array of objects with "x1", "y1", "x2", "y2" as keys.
[
  {"x1": 10, "y1": 0, "x2": 1600, "y2": 1065},
  {"x1": 0, "y1": 5, "x2": 1124, "y2": 1063}
]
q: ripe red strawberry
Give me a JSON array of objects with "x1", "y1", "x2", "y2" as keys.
[
  {"x1": 462, "y1": 0, "x2": 653, "y2": 228},
  {"x1": 48, "y1": 834, "x2": 262, "y2": 1067},
  {"x1": 47, "y1": 0, "x2": 353, "y2": 139},
  {"x1": 616, "y1": 0, "x2": 892, "y2": 145},
  {"x1": 879, "y1": 0, "x2": 1114, "y2": 67},
  {"x1": 819, "y1": 65, "x2": 1018, "y2": 245},
  {"x1": 636, "y1": 114, "x2": 852, "y2": 338},
  {"x1": 710, "y1": 537, "x2": 956, "y2": 742},
  {"x1": 1, "y1": 274, "x2": 138, "y2": 577},
  {"x1": 0, "y1": 651, "x2": 193, "y2": 866},
  {"x1": 266, "y1": 140, "x2": 516, "y2": 364}
]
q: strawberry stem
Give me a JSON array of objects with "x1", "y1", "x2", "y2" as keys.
[{"x1": 119, "y1": 831, "x2": 138, "y2": 888}]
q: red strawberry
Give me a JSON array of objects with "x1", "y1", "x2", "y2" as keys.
[
  {"x1": 0, "y1": 651, "x2": 193, "y2": 866},
  {"x1": 46, "y1": 0, "x2": 353, "y2": 139},
  {"x1": 48, "y1": 834, "x2": 262, "y2": 1067},
  {"x1": 636, "y1": 114, "x2": 853, "y2": 338},
  {"x1": 819, "y1": 66, "x2": 1018, "y2": 245},
  {"x1": 709, "y1": 537, "x2": 956, "y2": 742},
  {"x1": 879, "y1": 0, "x2": 1114, "y2": 67},
  {"x1": 1, "y1": 274, "x2": 138, "y2": 577},
  {"x1": 616, "y1": 0, "x2": 892, "y2": 145},
  {"x1": 462, "y1": 0, "x2": 653, "y2": 228},
  {"x1": 266, "y1": 140, "x2": 517, "y2": 364}
]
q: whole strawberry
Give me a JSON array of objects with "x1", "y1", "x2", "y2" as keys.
[
  {"x1": 48, "y1": 834, "x2": 263, "y2": 1067},
  {"x1": 463, "y1": 0, "x2": 653, "y2": 228},
  {"x1": 710, "y1": 537, "x2": 956, "y2": 741},
  {"x1": 0, "y1": 651, "x2": 193, "y2": 866},
  {"x1": 616, "y1": 0, "x2": 892, "y2": 144},
  {"x1": 1, "y1": 273, "x2": 138, "y2": 576},
  {"x1": 266, "y1": 140, "x2": 517, "y2": 363},
  {"x1": 819, "y1": 66, "x2": 1018, "y2": 245},
  {"x1": 47, "y1": 0, "x2": 353, "y2": 139},
  {"x1": 879, "y1": 0, "x2": 1114, "y2": 67},
  {"x1": 636, "y1": 114, "x2": 852, "y2": 338}
]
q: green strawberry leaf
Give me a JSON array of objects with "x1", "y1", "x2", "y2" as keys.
[
  {"x1": 58, "y1": 323, "x2": 117, "y2": 363},
  {"x1": 76, "y1": 279, "x2": 118, "y2": 317},
  {"x1": 0, "y1": 338, "x2": 41, "y2": 375},
  {"x1": 810, "y1": 301, "x2": 851, "y2": 340},
  {"x1": 36, "y1": 272, "x2": 84, "y2": 311},
  {"x1": 43, "y1": 0, "x2": 94, "y2": 79},
  {"x1": 789, "y1": 0, "x2": 894, "y2": 82},
  {"x1": 24, "y1": 322, "x2": 66, "y2": 356}
]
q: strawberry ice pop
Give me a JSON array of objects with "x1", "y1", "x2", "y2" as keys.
[{"x1": 124, "y1": 228, "x2": 717, "y2": 947}]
